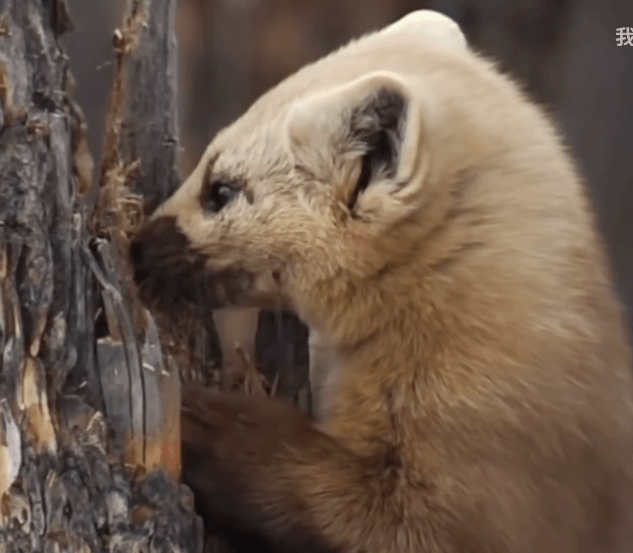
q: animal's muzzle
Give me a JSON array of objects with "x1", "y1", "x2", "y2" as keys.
[{"x1": 129, "y1": 215, "x2": 254, "y2": 311}]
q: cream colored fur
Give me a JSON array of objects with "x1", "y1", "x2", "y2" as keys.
[{"x1": 154, "y1": 10, "x2": 633, "y2": 552}]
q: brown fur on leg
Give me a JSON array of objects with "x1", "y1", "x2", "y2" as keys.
[{"x1": 181, "y1": 386, "x2": 346, "y2": 553}]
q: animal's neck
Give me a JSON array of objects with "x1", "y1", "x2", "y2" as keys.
[{"x1": 308, "y1": 300, "x2": 444, "y2": 455}]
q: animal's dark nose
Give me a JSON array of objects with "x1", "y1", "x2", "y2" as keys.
[{"x1": 128, "y1": 216, "x2": 198, "y2": 300}]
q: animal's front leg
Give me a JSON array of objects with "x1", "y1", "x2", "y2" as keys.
[{"x1": 181, "y1": 386, "x2": 362, "y2": 553}]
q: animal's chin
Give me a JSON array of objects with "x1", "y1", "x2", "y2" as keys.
[{"x1": 135, "y1": 267, "x2": 257, "y2": 314}]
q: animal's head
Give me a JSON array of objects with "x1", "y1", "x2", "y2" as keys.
[
  {"x1": 133, "y1": 71, "x2": 425, "y2": 306},
  {"x1": 130, "y1": 10, "x2": 561, "y2": 345}
]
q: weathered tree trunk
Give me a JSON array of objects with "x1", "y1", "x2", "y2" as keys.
[{"x1": 0, "y1": 0, "x2": 203, "y2": 550}]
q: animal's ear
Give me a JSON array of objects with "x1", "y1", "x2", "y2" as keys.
[
  {"x1": 285, "y1": 72, "x2": 429, "y2": 225},
  {"x1": 381, "y1": 10, "x2": 468, "y2": 51}
]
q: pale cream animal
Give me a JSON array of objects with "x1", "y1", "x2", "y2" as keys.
[{"x1": 131, "y1": 11, "x2": 633, "y2": 553}]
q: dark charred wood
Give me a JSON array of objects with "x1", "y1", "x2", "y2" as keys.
[{"x1": 0, "y1": 0, "x2": 202, "y2": 550}]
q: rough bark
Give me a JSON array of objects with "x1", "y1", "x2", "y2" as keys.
[{"x1": 0, "y1": 0, "x2": 203, "y2": 551}]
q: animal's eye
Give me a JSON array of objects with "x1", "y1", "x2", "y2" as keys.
[{"x1": 201, "y1": 181, "x2": 241, "y2": 213}]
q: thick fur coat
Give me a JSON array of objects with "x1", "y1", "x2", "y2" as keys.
[{"x1": 131, "y1": 11, "x2": 633, "y2": 553}]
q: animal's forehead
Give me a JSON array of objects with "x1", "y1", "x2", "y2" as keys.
[
  {"x1": 211, "y1": 121, "x2": 291, "y2": 184},
  {"x1": 207, "y1": 26, "x2": 472, "y2": 182},
  {"x1": 213, "y1": 28, "x2": 469, "y2": 143}
]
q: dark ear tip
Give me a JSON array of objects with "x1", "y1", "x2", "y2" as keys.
[
  {"x1": 349, "y1": 86, "x2": 407, "y2": 158},
  {"x1": 346, "y1": 87, "x2": 407, "y2": 210}
]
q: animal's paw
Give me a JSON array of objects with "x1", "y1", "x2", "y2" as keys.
[
  {"x1": 180, "y1": 387, "x2": 317, "y2": 531},
  {"x1": 181, "y1": 386, "x2": 314, "y2": 466},
  {"x1": 181, "y1": 388, "x2": 361, "y2": 553}
]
